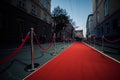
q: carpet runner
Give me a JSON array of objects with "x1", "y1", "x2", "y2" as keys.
[{"x1": 24, "y1": 42, "x2": 120, "y2": 80}]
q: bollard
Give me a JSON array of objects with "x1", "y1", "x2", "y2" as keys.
[
  {"x1": 94, "y1": 37, "x2": 95, "y2": 47},
  {"x1": 102, "y1": 35, "x2": 104, "y2": 52},
  {"x1": 63, "y1": 34, "x2": 66, "y2": 48},
  {"x1": 90, "y1": 37, "x2": 91, "y2": 45},
  {"x1": 31, "y1": 28, "x2": 35, "y2": 70},
  {"x1": 24, "y1": 28, "x2": 39, "y2": 72},
  {"x1": 53, "y1": 33, "x2": 57, "y2": 55}
]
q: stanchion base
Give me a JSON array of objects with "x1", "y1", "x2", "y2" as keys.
[
  {"x1": 24, "y1": 63, "x2": 39, "y2": 72},
  {"x1": 53, "y1": 53, "x2": 57, "y2": 56},
  {"x1": 50, "y1": 53, "x2": 56, "y2": 56}
]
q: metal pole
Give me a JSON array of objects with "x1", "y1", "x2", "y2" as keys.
[
  {"x1": 89, "y1": 37, "x2": 91, "y2": 45},
  {"x1": 102, "y1": 35, "x2": 104, "y2": 52},
  {"x1": 53, "y1": 33, "x2": 56, "y2": 55},
  {"x1": 31, "y1": 28, "x2": 35, "y2": 70},
  {"x1": 63, "y1": 27, "x2": 66, "y2": 48},
  {"x1": 94, "y1": 37, "x2": 95, "y2": 47},
  {"x1": 63, "y1": 32, "x2": 65, "y2": 48}
]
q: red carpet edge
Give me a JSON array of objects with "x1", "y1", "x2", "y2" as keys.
[
  {"x1": 23, "y1": 43, "x2": 74, "y2": 80},
  {"x1": 83, "y1": 42, "x2": 120, "y2": 63},
  {"x1": 23, "y1": 42, "x2": 120, "y2": 80}
]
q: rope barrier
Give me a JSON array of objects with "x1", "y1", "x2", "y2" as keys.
[
  {"x1": 93, "y1": 37, "x2": 120, "y2": 43},
  {"x1": 57, "y1": 37, "x2": 65, "y2": 42},
  {"x1": 57, "y1": 38, "x2": 63, "y2": 42},
  {"x1": 103, "y1": 37, "x2": 120, "y2": 43},
  {"x1": 0, "y1": 32, "x2": 30, "y2": 65},
  {"x1": 86, "y1": 36, "x2": 120, "y2": 52},
  {"x1": 34, "y1": 33, "x2": 54, "y2": 50}
]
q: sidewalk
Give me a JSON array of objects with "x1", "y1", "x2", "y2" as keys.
[
  {"x1": 0, "y1": 42, "x2": 72, "y2": 80},
  {"x1": 88, "y1": 42, "x2": 120, "y2": 61}
]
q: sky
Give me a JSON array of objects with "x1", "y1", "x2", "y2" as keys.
[{"x1": 51, "y1": 0, "x2": 92, "y2": 37}]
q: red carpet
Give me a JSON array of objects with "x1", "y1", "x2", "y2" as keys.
[{"x1": 24, "y1": 42, "x2": 120, "y2": 80}]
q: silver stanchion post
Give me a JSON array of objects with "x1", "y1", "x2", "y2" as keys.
[
  {"x1": 94, "y1": 37, "x2": 95, "y2": 47},
  {"x1": 90, "y1": 38, "x2": 91, "y2": 45},
  {"x1": 63, "y1": 27, "x2": 65, "y2": 48},
  {"x1": 53, "y1": 33, "x2": 56, "y2": 55},
  {"x1": 102, "y1": 35, "x2": 104, "y2": 52},
  {"x1": 63, "y1": 35, "x2": 65, "y2": 48},
  {"x1": 31, "y1": 28, "x2": 35, "y2": 70},
  {"x1": 24, "y1": 28, "x2": 39, "y2": 72}
]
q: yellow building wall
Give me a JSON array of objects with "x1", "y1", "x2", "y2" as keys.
[{"x1": 93, "y1": 0, "x2": 120, "y2": 27}]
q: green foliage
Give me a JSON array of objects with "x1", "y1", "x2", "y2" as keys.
[{"x1": 52, "y1": 6, "x2": 70, "y2": 33}]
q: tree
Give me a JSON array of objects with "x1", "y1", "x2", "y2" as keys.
[
  {"x1": 69, "y1": 19, "x2": 76, "y2": 27},
  {"x1": 52, "y1": 6, "x2": 70, "y2": 33}
]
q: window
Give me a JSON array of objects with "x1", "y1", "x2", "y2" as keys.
[
  {"x1": 97, "y1": 27, "x2": 101, "y2": 36},
  {"x1": 18, "y1": 0, "x2": 26, "y2": 9},
  {"x1": 43, "y1": 12, "x2": 47, "y2": 21},
  {"x1": 96, "y1": 12, "x2": 100, "y2": 23},
  {"x1": 101, "y1": 26, "x2": 103, "y2": 35},
  {"x1": 104, "y1": 23, "x2": 110, "y2": 34},
  {"x1": 106, "y1": 23, "x2": 110, "y2": 33},
  {"x1": 104, "y1": 0, "x2": 110, "y2": 16},
  {"x1": 43, "y1": 0, "x2": 48, "y2": 9},
  {"x1": 112, "y1": 19, "x2": 119, "y2": 29},
  {"x1": 17, "y1": 18, "x2": 25, "y2": 41},
  {"x1": 96, "y1": 0, "x2": 101, "y2": 7},
  {"x1": 37, "y1": 0, "x2": 40, "y2": 5},
  {"x1": 31, "y1": 4, "x2": 37, "y2": 15},
  {"x1": 118, "y1": 20, "x2": 120, "y2": 28},
  {"x1": 0, "y1": 14, "x2": 2, "y2": 29}
]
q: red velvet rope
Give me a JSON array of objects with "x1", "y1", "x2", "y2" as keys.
[
  {"x1": 94, "y1": 38, "x2": 102, "y2": 41},
  {"x1": 103, "y1": 37, "x2": 120, "y2": 43},
  {"x1": 34, "y1": 33, "x2": 54, "y2": 50},
  {"x1": 57, "y1": 38, "x2": 64, "y2": 42},
  {"x1": 87, "y1": 37, "x2": 120, "y2": 43},
  {"x1": 57, "y1": 38, "x2": 62, "y2": 42},
  {"x1": 0, "y1": 32, "x2": 30, "y2": 65}
]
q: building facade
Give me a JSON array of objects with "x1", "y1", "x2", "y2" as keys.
[
  {"x1": 86, "y1": 14, "x2": 95, "y2": 38},
  {"x1": 74, "y1": 30, "x2": 84, "y2": 41},
  {"x1": 0, "y1": 0, "x2": 52, "y2": 44},
  {"x1": 92, "y1": 0, "x2": 120, "y2": 39},
  {"x1": 57, "y1": 23, "x2": 74, "y2": 41}
]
